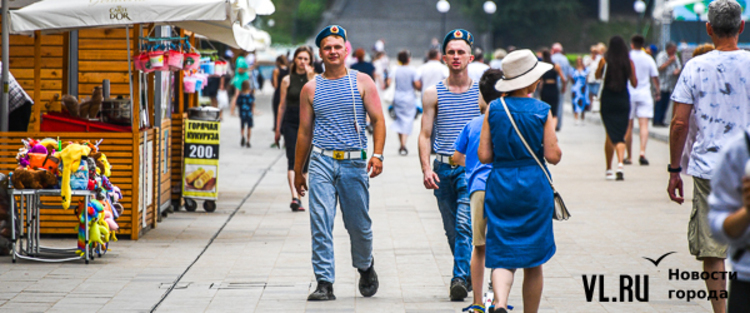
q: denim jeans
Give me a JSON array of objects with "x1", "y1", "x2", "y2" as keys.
[
  {"x1": 653, "y1": 90, "x2": 672, "y2": 125},
  {"x1": 433, "y1": 160, "x2": 472, "y2": 280},
  {"x1": 308, "y1": 152, "x2": 373, "y2": 283}
]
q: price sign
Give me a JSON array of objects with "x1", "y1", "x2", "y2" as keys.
[{"x1": 183, "y1": 120, "x2": 220, "y2": 200}]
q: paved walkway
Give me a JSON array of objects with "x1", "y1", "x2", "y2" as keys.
[{"x1": 0, "y1": 88, "x2": 718, "y2": 312}]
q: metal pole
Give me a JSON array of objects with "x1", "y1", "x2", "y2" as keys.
[
  {"x1": 1, "y1": 0, "x2": 10, "y2": 132},
  {"x1": 442, "y1": 13, "x2": 446, "y2": 38},
  {"x1": 126, "y1": 25, "x2": 134, "y2": 128}
]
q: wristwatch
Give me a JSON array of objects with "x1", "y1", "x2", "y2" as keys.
[
  {"x1": 667, "y1": 164, "x2": 682, "y2": 173},
  {"x1": 372, "y1": 154, "x2": 384, "y2": 162}
]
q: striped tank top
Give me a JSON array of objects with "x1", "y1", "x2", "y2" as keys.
[
  {"x1": 312, "y1": 70, "x2": 368, "y2": 150},
  {"x1": 433, "y1": 80, "x2": 480, "y2": 155}
]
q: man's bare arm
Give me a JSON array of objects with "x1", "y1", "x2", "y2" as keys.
[
  {"x1": 419, "y1": 86, "x2": 438, "y2": 172},
  {"x1": 359, "y1": 73, "x2": 385, "y2": 177}
]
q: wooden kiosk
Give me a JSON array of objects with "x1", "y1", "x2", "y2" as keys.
[{"x1": 0, "y1": 26, "x2": 196, "y2": 239}]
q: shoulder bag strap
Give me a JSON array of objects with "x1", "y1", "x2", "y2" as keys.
[{"x1": 500, "y1": 97, "x2": 555, "y2": 191}]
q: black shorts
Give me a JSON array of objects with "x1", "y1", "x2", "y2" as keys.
[
  {"x1": 204, "y1": 76, "x2": 221, "y2": 98},
  {"x1": 240, "y1": 116, "x2": 254, "y2": 129}
]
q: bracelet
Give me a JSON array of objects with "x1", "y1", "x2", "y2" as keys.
[{"x1": 667, "y1": 165, "x2": 682, "y2": 173}]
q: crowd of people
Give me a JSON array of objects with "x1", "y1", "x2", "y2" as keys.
[{"x1": 213, "y1": 0, "x2": 750, "y2": 311}]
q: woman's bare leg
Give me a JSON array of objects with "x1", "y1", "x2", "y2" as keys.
[
  {"x1": 522, "y1": 266, "x2": 544, "y2": 313},
  {"x1": 492, "y1": 268, "x2": 516, "y2": 310},
  {"x1": 605, "y1": 135, "x2": 614, "y2": 171},
  {"x1": 287, "y1": 170, "x2": 298, "y2": 199}
]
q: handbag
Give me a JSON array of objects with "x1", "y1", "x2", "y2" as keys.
[{"x1": 500, "y1": 97, "x2": 571, "y2": 221}]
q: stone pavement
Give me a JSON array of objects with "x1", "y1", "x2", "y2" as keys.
[{"x1": 0, "y1": 87, "x2": 720, "y2": 312}]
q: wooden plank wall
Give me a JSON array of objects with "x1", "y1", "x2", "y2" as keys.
[
  {"x1": 78, "y1": 29, "x2": 136, "y2": 99},
  {"x1": 160, "y1": 118, "x2": 172, "y2": 210},
  {"x1": 0, "y1": 29, "x2": 65, "y2": 130},
  {"x1": 0, "y1": 132, "x2": 136, "y2": 237},
  {"x1": 137, "y1": 129, "x2": 157, "y2": 235},
  {"x1": 170, "y1": 114, "x2": 184, "y2": 204}
]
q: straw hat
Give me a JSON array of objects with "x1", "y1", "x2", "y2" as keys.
[{"x1": 494, "y1": 49, "x2": 553, "y2": 93}]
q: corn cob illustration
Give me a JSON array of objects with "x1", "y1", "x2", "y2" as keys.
[
  {"x1": 193, "y1": 170, "x2": 214, "y2": 189},
  {"x1": 185, "y1": 168, "x2": 205, "y2": 184}
]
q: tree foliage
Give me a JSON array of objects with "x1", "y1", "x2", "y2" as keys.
[{"x1": 263, "y1": 0, "x2": 329, "y2": 45}]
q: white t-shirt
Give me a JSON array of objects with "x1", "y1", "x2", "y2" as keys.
[
  {"x1": 467, "y1": 61, "x2": 490, "y2": 82},
  {"x1": 628, "y1": 50, "x2": 658, "y2": 101},
  {"x1": 671, "y1": 49, "x2": 750, "y2": 179},
  {"x1": 418, "y1": 60, "x2": 449, "y2": 92}
]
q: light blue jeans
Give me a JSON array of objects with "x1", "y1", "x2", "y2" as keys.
[
  {"x1": 308, "y1": 152, "x2": 373, "y2": 283},
  {"x1": 433, "y1": 160, "x2": 472, "y2": 280}
]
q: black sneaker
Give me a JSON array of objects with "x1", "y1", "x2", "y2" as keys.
[
  {"x1": 623, "y1": 159, "x2": 632, "y2": 165},
  {"x1": 307, "y1": 281, "x2": 336, "y2": 301},
  {"x1": 616, "y1": 170, "x2": 624, "y2": 181},
  {"x1": 489, "y1": 306, "x2": 508, "y2": 313},
  {"x1": 358, "y1": 258, "x2": 379, "y2": 297},
  {"x1": 241, "y1": 137, "x2": 246, "y2": 147},
  {"x1": 639, "y1": 156, "x2": 649, "y2": 166},
  {"x1": 450, "y1": 277, "x2": 469, "y2": 301}
]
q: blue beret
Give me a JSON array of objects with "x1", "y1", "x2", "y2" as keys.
[
  {"x1": 315, "y1": 25, "x2": 347, "y2": 48},
  {"x1": 442, "y1": 29, "x2": 474, "y2": 53}
]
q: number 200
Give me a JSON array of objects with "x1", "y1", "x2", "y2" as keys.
[{"x1": 189, "y1": 145, "x2": 214, "y2": 159}]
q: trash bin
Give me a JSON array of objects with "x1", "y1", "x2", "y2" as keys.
[{"x1": 181, "y1": 105, "x2": 221, "y2": 212}]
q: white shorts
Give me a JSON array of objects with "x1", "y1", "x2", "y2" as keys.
[{"x1": 629, "y1": 96, "x2": 654, "y2": 119}]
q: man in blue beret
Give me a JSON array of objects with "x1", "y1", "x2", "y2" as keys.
[
  {"x1": 419, "y1": 29, "x2": 485, "y2": 301},
  {"x1": 295, "y1": 25, "x2": 387, "y2": 301}
]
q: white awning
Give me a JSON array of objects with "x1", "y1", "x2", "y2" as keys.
[{"x1": 9, "y1": 0, "x2": 274, "y2": 51}]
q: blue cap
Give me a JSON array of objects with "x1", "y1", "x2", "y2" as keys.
[
  {"x1": 315, "y1": 25, "x2": 347, "y2": 48},
  {"x1": 442, "y1": 29, "x2": 474, "y2": 53}
]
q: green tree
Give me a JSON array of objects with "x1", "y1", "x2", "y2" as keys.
[{"x1": 264, "y1": 0, "x2": 330, "y2": 45}]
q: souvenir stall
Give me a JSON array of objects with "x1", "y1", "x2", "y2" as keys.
[{"x1": 0, "y1": 0, "x2": 273, "y2": 245}]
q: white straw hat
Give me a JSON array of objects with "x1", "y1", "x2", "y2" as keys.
[{"x1": 495, "y1": 49, "x2": 553, "y2": 93}]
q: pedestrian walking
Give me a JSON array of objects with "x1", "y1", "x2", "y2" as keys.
[
  {"x1": 275, "y1": 46, "x2": 316, "y2": 212},
  {"x1": 452, "y1": 69, "x2": 503, "y2": 313},
  {"x1": 392, "y1": 50, "x2": 422, "y2": 156},
  {"x1": 294, "y1": 25, "x2": 386, "y2": 301},
  {"x1": 570, "y1": 56, "x2": 590, "y2": 124},
  {"x1": 372, "y1": 51, "x2": 391, "y2": 91},
  {"x1": 668, "y1": 1, "x2": 750, "y2": 311},
  {"x1": 418, "y1": 49, "x2": 449, "y2": 91},
  {"x1": 1, "y1": 63, "x2": 33, "y2": 131},
  {"x1": 584, "y1": 43, "x2": 605, "y2": 109},
  {"x1": 708, "y1": 131, "x2": 750, "y2": 313},
  {"x1": 478, "y1": 49, "x2": 562, "y2": 313},
  {"x1": 418, "y1": 29, "x2": 483, "y2": 301},
  {"x1": 595, "y1": 36, "x2": 638, "y2": 181},
  {"x1": 653, "y1": 42, "x2": 681, "y2": 127},
  {"x1": 350, "y1": 48, "x2": 376, "y2": 79},
  {"x1": 231, "y1": 80, "x2": 255, "y2": 148},
  {"x1": 539, "y1": 50, "x2": 566, "y2": 130},
  {"x1": 468, "y1": 48, "x2": 490, "y2": 82},
  {"x1": 550, "y1": 43, "x2": 570, "y2": 131},
  {"x1": 271, "y1": 55, "x2": 290, "y2": 133},
  {"x1": 625, "y1": 35, "x2": 660, "y2": 166}
]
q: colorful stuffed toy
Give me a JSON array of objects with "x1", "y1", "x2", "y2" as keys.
[
  {"x1": 12, "y1": 168, "x2": 57, "y2": 189},
  {"x1": 60, "y1": 144, "x2": 92, "y2": 209}
]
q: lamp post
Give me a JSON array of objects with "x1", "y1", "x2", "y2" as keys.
[
  {"x1": 634, "y1": 0, "x2": 646, "y2": 35},
  {"x1": 694, "y1": 2, "x2": 705, "y2": 46},
  {"x1": 437, "y1": 0, "x2": 450, "y2": 38},
  {"x1": 483, "y1": 1, "x2": 496, "y2": 51}
]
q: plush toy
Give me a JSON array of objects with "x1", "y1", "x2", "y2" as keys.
[
  {"x1": 76, "y1": 199, "x2": 107, "y2": 256},
  {"x1": 89, "y1": 152, "x2": 112, "y2": 177},
  {"x1": 79, "y1": 86, "x2": 102, "y2": 119},
  {"x1": 19, "y1": 143, "x2": 48, "y2": 168},
  {"x1": 61, "y1": 95, "x2": 79, "y2": 118},
  {"x1": 60, "y1": 144, "x2": 92, "y2": 209},
  {"x1": 12, "y1": 168, "x2": 57, "y2": 189}
]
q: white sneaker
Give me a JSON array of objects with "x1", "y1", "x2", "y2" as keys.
[{"x1": 606, "y1": 170, "x2": 615, "y2": 180}]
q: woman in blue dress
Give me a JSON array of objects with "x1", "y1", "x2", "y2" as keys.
[
  {"x1": 570, "y1": 56, "x2": 590, "y2": 124},
  {"x1": 479, "y1": 50, "x2": 562, "y2": 313}
]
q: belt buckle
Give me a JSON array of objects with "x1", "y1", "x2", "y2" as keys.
[
  {"x1": 448, "y1": 156, "x2": 456, "y2": 167},
  {"x1": 333, "y1": 150, "x2": 345, "y2": 160}
]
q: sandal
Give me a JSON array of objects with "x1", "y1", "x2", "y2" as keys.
[
  {"x1": 290, "y1": 198, "x2": 305, "y2": 212},
  {"x1": 463, "y1": 304, "x2": 486, "y2": 313}
]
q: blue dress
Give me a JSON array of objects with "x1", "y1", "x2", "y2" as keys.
[
  {"x1": 485, "y1": 97, "x2": 556, "y2": 269},
  {"x1": 571, "y1": 68, "x2": 590, "y2": 113}
]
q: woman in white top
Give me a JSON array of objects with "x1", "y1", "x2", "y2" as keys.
[{"x1": 391, "y1": 50, "x2": 422, "y2": 155}]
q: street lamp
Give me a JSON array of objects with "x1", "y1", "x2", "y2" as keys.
[
  {"x1": 437, "y1": 0, "x2": 450, "y2": 38},
  {"x1": 634, "y1": 0, "x2": 646, "y2": 35},
  {"x1": 483, "y1": 1, "x2": 496, "y2": 51},
  {"x1": 694, "y1": 2, "x2": 706, "y2": 45}
]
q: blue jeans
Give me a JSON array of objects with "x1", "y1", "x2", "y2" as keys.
[
  {"x1": 433, "y1": 160, "x2": 472, "y2": 280},
  {"x1": 653, "y1": 91, "x2": 672, "y2": 125},
  {"x1": 308, "y1": 152, "x2": 373, "y2": 283}
]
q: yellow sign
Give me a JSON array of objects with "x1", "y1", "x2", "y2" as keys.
[{"x1": 183, "y1": 120, "x2": 220, "y2": 200}]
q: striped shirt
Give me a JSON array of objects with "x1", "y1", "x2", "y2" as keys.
[
  {"x1": 312, "y1": 70, "x2": 368, "y2": 151},
  {"x1": 433, "y1": 80, "x2": 480, "y2": 155}
]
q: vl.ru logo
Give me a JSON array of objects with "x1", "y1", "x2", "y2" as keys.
[{"x1": 110, "y1": 6, "x2": 131, "y2": 21}]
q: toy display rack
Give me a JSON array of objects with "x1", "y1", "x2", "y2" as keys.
[{"x1": 10, "y1": 189, "x2": 96, "y2": 264}]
